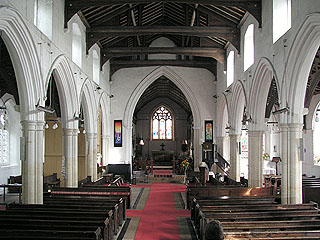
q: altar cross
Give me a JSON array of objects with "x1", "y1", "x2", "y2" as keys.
[{"x1": 160, "y1": 143, "x2": 165, "y2": 151}]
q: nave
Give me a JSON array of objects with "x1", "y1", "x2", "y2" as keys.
[{"x1": 118, "y1": 183, "x2": 195, "y2": 240}]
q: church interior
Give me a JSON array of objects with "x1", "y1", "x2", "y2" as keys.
[{"x1": 1, "y1": 0, "x2": 320, "y2": 239}]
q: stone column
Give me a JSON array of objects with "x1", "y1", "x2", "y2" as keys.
[
  {"x1": 193, "y1": 127, "x2": 201, "y2": 172},
  {"x1": 21, "y1": 120, "x2": 45, "y2": 204},
  {"x1": 229, "y1": 133, "x2": 240, "y2": 181},
  {"x1": 63, "y1": 128, "x2": 78, "y2": 187},
  {"x1": 216, "y1": 136, "x2": 225, "y2": 156},
  {"x1": 280, "y1": 123, "x2": 303, "y2": 204},
  {"x1": 101, "y1": 134, "x2": 110, "y2": 166},
  {"x1": 86, "y1": 133, "x2": 98, "y2": 181},
  {"x1": 248, "y1": 130, "x2": 264, "y2": 187}
]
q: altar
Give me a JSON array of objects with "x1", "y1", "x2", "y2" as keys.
[{"x1": 152, "y1": 150, "x2": 174, "y2": 165}]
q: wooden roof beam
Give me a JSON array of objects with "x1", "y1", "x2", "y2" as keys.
[
  {"x1": 65, "y1": 0, "x2": 261, "y2": 26},
  {"x1": 87, "y1": 25, "x2": 239, "y2": 51},
  {"x1": 102, "y1": 46, "x2": 225, "y2": 65},
  {"x1": 109, "y1": 59, "x2": 217, "y2": 76}
]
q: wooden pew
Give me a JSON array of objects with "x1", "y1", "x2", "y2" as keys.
[
  {"x1": 43, "y1": 194, "x2": 126, "y2": 233},
  {"x1": 193, "y1": 195, "x2": 320, "y2": 240},
  {"x1": 302, "y1": 176, "x2": 320, "y2": 205},
  {"x1": 187, "y1": 186, "x2": 275, "y2": 209},
  {"x1": 0, "y1": 208, "x2": 111, "y2": 240},
  {"x1": 50, "y1": 186, "x2": 131, "y2": 209}
]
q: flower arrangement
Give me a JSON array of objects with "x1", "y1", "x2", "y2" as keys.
[
  {"x1": 314, "y1": 155, "x2": 320, "y2": 165},
  {"x1": 263, "y1": 152, "x2": 270, "y2": 160},
  {"x1": 181, "y1": 159, "x2": 190, "y2": 171}
]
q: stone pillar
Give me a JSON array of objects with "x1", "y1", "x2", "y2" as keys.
[
  {"x1": 21, "y1": 120, "x2": 45, "y2": 204},
  {"x1": 271, "y1": 127, "x2": 281, "y2": 159},
  {"x1": 229, "y1": 133, "x2": 240, "y2": 182},
  {"x1": 264, "y1": 127, "x2": 271, "y2": 156},
  {"x1": 280, "y1": 123, "x2": 303, "y2": 204},
  {"x1": 63, "y1": 128, "x2": 78, "y2": 187},
  {"x1": 248, "y1": 130, "x2": 264, "y2": 187},
  {"x1": 216, "y1": 136, "x2": 225, "y2": 156},
  {"x1": 87, "y1": 133, "x2": 98, "y2": 181},
  {"x1": 193, "y1": 127, "x2": 201, "y2": 172},
  {"x1": 101, "y1": 135, "x2": 110, "y2": 166}
]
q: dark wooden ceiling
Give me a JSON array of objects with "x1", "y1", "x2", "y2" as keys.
[
  {"x1": 65, "y1": 0, "x2": 262, "y2": 73},
  {"x1": 134, "y1": 76, "x2": 191, "y2": 117}
]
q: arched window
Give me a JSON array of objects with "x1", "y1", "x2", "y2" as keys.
[
  {"x1": 244, "y1": 24, "x2": 254, "y2": 71},
  {"x1": 227, "y1": 51, "x2": 235, "y2": 87},
  {"x1": 152, "y1": 106, "x2": 173, "y2": 140},
  {"x1": 72, "y1": 23, "x2": 82, "y2": 67},
  {"x1": 273, "y1": 0, "x2": 292, "y2": 43},
  {"x1": 0, "y1": 110, "x2": 9, "y2": 165},
  {"x1": 34, "y1": 0, "x2": 53, "y2": 39},
  {"x1": 313, "y1": 105, "x2": 320, "y2": 165},
  {"x1": 92, "y1": 49, "x2": 100, "y2": 85}
]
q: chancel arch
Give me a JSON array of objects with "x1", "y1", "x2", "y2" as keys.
[{"x1": 123, "y1": 66, "x2": 202, "y2": 171}]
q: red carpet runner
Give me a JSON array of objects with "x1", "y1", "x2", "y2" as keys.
[{"x1": 127, "y1": 183, "x2": 190, "y2": 240}]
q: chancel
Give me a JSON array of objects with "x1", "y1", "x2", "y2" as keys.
[{"x1": 1, "y1": 0, "x2": 320, "y2": 239}]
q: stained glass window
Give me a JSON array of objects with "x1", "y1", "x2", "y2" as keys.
[
  {"x1": 0, "y1": 111, "x2": 8, "y2": 164},
  {"x1": 152, "y1": 106, "x2": 173, "y2": 140}
]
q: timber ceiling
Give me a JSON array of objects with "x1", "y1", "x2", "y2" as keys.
[
  {"x1": 265, "y1": 77, "x2": 279, "y2": 119},
  {"x1": 65, "y1": 0, "x2": 262, "y2": 73},
  {"x1": 134, "y1": 76, "x2": 191, "y2": 117}
]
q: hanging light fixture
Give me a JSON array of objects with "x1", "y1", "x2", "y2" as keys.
[
  {"x1": 316, "y1": 112, "x2": 319, "y2": 122},
  {"x1": 45, "y1": 123, "x2": 49, "y2": 129},
  {"x1": 52, "y1": 122, "x2": 58, "y2": 130},
  {"x1": 139, "y1": 138, "x2": 145, "y2": 146},
  {"x1": 83, "y1": 129, "x2": 86, "y2": 134}
]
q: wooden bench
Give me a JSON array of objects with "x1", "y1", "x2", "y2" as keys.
[
  {"x1": 53, "y1": 185, "x2": 131, "y2": 206},
  {"x1": 49, "y1": 186, "x2": 131, "y2": 209},
  {"x1": 0, "y1": 208, "x2": 111, "y2": 240},
  {"x1": 7, "y1": 175, "x2": 22, "y2": 193},
  {"x1": 187, "y1": 186, "x2": 275, "y2": 209},
  {"x1": 192, "y1": 195, "x2": 320, "y2": 240},
  {"x1": 43, "y1": 195, "x2": 126, "y2": 231},
  {"x1": 43, "y1": 173, "x2": 60, "y2": 191}
]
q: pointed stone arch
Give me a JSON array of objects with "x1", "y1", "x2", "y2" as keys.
[
  {"x1": 216, "y1": 94, "x2": 229, "y2": 137},
  {"x1": 46, "y1": 55, "x2": 79, "y2": 129},
  {"x1": 79, "y1": 79, "x2": 99, "y2": 180},
  {"x1": 123, "y1": 66, "x2": 202, "y2": 169},
  {"x1": 285, "y1": 13, "x2": 320, "y2": 123},
  {"x1": 79, "y1": 79, "x2": 98, "y2": 133},
  {"x1": 0, "y1": 5, "x2": 43, "y2": 120},
  {"x1": 98, "y1": 92, "x2": 110, "y2": 166},
  {"x1": 229, "y1": 80, "x2": 247, "y2": 134},
  {"x1": 248, "y1": 57, "x2": 280, "y2": 130}
]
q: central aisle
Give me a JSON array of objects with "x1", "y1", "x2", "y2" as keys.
[{"x1": 124, "y1": 183, "x2": 191, "y2": 240}]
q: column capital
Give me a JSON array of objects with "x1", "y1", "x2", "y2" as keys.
[
  {"x1": 216, "y1": 136, "x2": 226, "y2": 140},
  {"x1": 247, "y1": 130, "x2": 264, "y2": 137},
  {"x1": 21, "y1": 120, "x2": 45, "y2": 131},
  {"x1": 279, "y1": 123, "x2": 303, "y2": 134},
  {"x1": 63, "y1": 128, "x2": 78, "y2": 136},
  {"x1": 86, "y1": 132, "x2": 98, "y2": 139}
]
